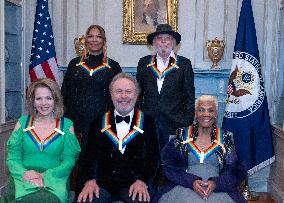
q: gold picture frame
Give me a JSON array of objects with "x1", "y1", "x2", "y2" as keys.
[{"x1": 122, "y1": 0, "x2": 179, "y2": 44}]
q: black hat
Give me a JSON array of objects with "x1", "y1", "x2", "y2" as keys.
[{"x1": 147, "y1": 24, "x2": 181, "y2": 45}]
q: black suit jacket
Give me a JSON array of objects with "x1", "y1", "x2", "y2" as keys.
[
  {"x1": 136, "y1": 55, "x2": 195, "y2": 133},
  {"x1": 79, "y1": 109, "x2": 159, "y2": 193}
]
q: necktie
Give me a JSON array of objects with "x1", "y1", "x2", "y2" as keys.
[{"x1": 116, "y1": 115, "x2": 130, "y2": 124}]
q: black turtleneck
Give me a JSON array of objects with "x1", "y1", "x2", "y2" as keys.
[{"x1": 85, "y1": 53, "x2": 104, "y2": 67}]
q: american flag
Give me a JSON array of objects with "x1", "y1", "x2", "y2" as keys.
[
  {"x1": 29, "y1": 0, "x2": 59, "y2": 83},
  {"x1": 227, "y1": 83, "x2": 234, "y2": 95}
]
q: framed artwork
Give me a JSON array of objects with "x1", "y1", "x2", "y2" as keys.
[{"x1": 122, "y1": 0, "x2": 178, "y2": 44}]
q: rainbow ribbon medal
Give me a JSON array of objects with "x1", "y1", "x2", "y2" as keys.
[
  {"x1": 76, "y1": 54, "x2": 111, "y2": 76},
  {"x1": 23, "y1": 115, "x2": 65, "y2": 151},
  {"x1": 147, "y1": 55, "x2": 179, "y2": 79},
  {"x1": 182, "y1": 126, "x2": 223, "y2": 163},
  {"x1": 101, "y1": 109, "x2": 144, "y2": 154}
]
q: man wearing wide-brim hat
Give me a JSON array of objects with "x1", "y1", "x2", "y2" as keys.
[{"x1": 136, "y1": 24, "x2": 195, "y2": 150}]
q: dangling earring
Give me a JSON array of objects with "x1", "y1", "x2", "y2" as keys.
[
  {"x1": 193, "y1": 118, "x2": 197, "y2": 125},
  {"x1": 84, "y1": 38, "x2": 90, "y2": 59},
  {"x1": 84, "y1": 46, "x2": 90, "y2": 59},
  {"x1": 34, "y1": 107, "x2": 38, "y2": 114},
  {"x1": 103, "y1": 43, "x2": 107, "y2": 55}
]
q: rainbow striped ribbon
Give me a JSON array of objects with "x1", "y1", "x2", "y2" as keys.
[
  {"x1": 77, "y1": 55, "x2": 111, "y2": 76},
  {"x1": 23, "y1": 115, "x2": 64, "y2": 151},
  {"x1": 146, "y1": 55, "x2": 179, "y2": 79},
  {"x1": 182, "y1": 126, "x2": 224, "y2": 163},
  {"x1": 101, "y1": 109, "x2": 144, "y2": 153}
]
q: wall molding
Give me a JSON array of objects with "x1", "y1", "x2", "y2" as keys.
[{"x1": 0, "y1": 120, "x2": 16, "y2": 134}]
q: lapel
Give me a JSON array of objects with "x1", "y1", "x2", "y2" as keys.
[
  {"x1": 109, "y1": 110, "x2": 117, "y2": 134},
  {"x1": 105, "y1": 109, "x2": 142, "y2": 153},
  {"x1": 145, "y1": 55, "x2": 177, "y2": 95},
  {"x1": 159, "y1": 56, "x2": 178, "y2": 96},
  {"x1": 146, "y1": 56, "x2": 159, "y2": 94},
  {"x1": 130, "y1": 109, "x2": 137, "y2": 129},
  {"x1": 109, "y1": 109, "x2": 139, "y2": 154}
]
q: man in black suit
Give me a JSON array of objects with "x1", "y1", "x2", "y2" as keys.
[
  {"x1": 77, "y1": 73, "x2": 159, "y2": 203},
  {"x1": 136, "y1": 24, "x2": 195, "y2": 150}
]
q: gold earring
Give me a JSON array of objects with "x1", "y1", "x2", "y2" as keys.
[{"x1": 103, "y1": 43, "x2": 107, "y2": 54}]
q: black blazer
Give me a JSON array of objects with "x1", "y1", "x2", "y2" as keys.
[
  {"x1": 79, "y1": 109, "x2": 159, "y2": 193},
  {"x1": 136, "y1": 55, "x2": 195, "y2": 132}
]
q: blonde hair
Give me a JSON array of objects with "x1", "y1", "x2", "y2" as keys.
[{"x1": 26, "y1": 78, "x2": 64, "y2": 118}]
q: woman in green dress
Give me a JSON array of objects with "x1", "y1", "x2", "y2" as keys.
[{"x1": 4, "y1": 78, "x2": 81, "y2": 203}]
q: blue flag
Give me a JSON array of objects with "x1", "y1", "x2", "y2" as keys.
[
  {"x1": 222, "y1": 0, "x2": 274, "y2": 175},
  {"x1": 29, "y1": 0, "x2": 59, "y2": 83}
]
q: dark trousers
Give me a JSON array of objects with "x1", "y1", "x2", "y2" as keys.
[
  {"x1": 83, "y1": 187, "x2": 148, "y2": 203},
  {"x1": 155, "y1": 116, "x2": 176, "y2": 153},
  {"x1": 152, "y1": 116, "x2": 174, "y2": 193}
]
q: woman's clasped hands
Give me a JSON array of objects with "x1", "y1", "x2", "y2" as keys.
[
  {"x1": 193, "y1": 179, "x2": 216, "y2": 200},
  {"x1": 22, "y1": 170, "x2": 44, "y2": 188}
]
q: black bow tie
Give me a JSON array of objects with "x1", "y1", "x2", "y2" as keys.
[{"x1": 116, "y1": 115, "x2": 130, "y2": 124}]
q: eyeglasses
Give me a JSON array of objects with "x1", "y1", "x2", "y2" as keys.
[{"x1": 154, "y1": 35, "x2": 173, "y2": 42}]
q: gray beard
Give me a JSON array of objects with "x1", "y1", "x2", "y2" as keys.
[{"x1": 154, "y1": 46, "x2": 172, "y2": 57}]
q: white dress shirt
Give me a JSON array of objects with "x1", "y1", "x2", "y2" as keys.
[
  {"x1": 114, "y1": 109, "x2": 134, "y2": 154},
  {"x1": 156, "y1": 51, "x2": 176, "y2": 93}
]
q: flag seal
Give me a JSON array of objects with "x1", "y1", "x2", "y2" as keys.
[{"x1": 225, "y1": 52, "x2": 265, "y2": 118}]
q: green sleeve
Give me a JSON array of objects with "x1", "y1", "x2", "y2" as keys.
[
  {"x1": 6, "y1": 117, "x2": 27, "y2": 181},
  {"x1": 44, "y1": 118, "x2": 81, "y2": 188}
]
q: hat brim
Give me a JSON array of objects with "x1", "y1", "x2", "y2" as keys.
[{"x1": 147, "y1": 30, "x2": 181, "y2": 45}]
